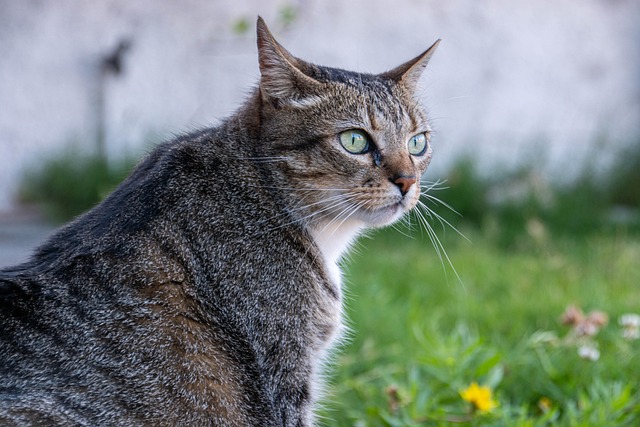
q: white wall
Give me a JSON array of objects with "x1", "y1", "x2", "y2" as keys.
[{"x1": 1, "y1": 0, "x2": 639, "y2": 212}]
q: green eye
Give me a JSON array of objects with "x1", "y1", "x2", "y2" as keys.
[
  {"x1": 339, "y1": 130, "x2": 370, "y2": 154},
  {"x1": 408, "y1": 133, "x2": 428, "y2": 156}
]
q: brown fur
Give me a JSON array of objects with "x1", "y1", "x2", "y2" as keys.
[{"x1": 0, "y1": 18, "x2": 440, "y2": 426}]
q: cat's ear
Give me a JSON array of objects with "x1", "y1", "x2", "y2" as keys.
[
  {"x1": 382, "y1": 39, "x2": 441, "y2": 94},
  {"x1": 256, "y1": 17, "x2": 322, "y2": 103}
]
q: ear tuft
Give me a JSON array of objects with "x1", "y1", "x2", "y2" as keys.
[
  {"x1": 382, "y1": 39, "x2": 441, "y2": 94},
  {"x1": 256, "y1": 17, "x2": 320, "y2": 102}
]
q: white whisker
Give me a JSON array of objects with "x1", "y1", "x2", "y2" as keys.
[
  {"x1": 417, "y1": 199, "x2": 469, "y2": 243},
  {"x1": 316, "y1": 194, "x2": 360, "y2": 235},
  {"x1": 390, "y1": 217, "x2": 415, "y2": 239},
  {"x1": 412, "y1": 199, "x2": 465, "y2": 288},
  {"x1": 259, "y1": 186, "x2": 353, "y2": 192},
  {"x1": 235, "y1": 156, "x2": 292, "y2": 163},
  {"x1": 421, "y1": 192, "x2": 462, "y2": 217},
  {"x1": 265, "y1": 192, "x2": 360, "y2": 233}
]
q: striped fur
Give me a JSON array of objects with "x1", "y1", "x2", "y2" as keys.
[{"x1": 0, "y1": 17, "x2": 439, "y2": 426}]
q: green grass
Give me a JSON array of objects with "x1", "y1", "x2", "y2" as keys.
[
  {"x1": 19, "y1": 149, "x2": 137, "y2": 222},
  {"x1": 323, "y1": 226, "x2": 640, "y2": 426},
  {"x1": 18, "y1": 141, "x2": 640, "y2": 424}
]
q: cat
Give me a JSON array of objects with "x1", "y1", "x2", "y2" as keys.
[{"x1": 0, "y1": 17, "x2": 439, "y2": 427}]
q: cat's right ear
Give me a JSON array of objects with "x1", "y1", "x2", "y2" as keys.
[
  {"x1": 256, "y1": 17, "x2": 322, "y2": 104},
  {"x1": 382, "y1": 39, "x2": 441, "y2": 95}
]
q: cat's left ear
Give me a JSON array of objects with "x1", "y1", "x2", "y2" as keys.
[
  {"x1": 382, "y1": 39, "x2": 441, "y2": 94},
  {"x1": 256, "y1": 17, "x2": 322, "y2": 103}
]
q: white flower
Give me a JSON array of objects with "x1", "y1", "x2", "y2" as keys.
[
  {"x1": 622, "y1": 328, "x2": 640, "y2": 340},
  {"x1": 619, "y1": 314, "x2": 640, "y2": 328},
  {"x1": 578, "y1": 345, "x2": 600, "y2": 361},
  {"x1": 619, "y1": 314, "x2": 640, "y2": 341}
]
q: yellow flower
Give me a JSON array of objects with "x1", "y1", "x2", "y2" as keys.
[
  {"x1": 460, "y1": 382, "x2": 498, "y2": 413},
  {"x1": 538, "y1": 396, "x2": 553, "y2": 413}
]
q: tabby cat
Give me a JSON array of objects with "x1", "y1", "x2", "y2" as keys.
[{"x1": 0, "y1": 17, "x2": 440, "y2": 426}]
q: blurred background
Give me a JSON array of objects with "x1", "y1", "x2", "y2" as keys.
[
  {"x1": 1, "y1": 0, "x2": 639, "y2": 210},
  {"x1": 1, "y1": 1, "x2": 640, "y2": 423}
]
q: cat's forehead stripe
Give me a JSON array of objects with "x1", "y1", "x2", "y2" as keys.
[
  {"x1": 406, "y1": 107, "x2": 419, "y2": 134},
  {"x1": 376, "y1": 95, "x2": 405, "y2": 130},
  {"x1": 367, "y1": 105, "x2": 381, "y2": 132}
]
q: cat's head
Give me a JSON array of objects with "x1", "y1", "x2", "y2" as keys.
[{"x1": 254, "y1": 17, "x2": 440, "y2": 230}]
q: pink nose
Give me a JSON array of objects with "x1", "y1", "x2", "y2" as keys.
[{"x1": 394, "y1": 176, "x2": 417, "y2": 195}]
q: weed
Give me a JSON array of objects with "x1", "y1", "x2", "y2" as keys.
[{"x1": 19, "y1": 149, "x2": 137, "y2": 222}]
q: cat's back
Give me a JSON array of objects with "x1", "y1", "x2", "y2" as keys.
[{"x1": 0, "y1": 123, "x2": 308, "y2": 426}]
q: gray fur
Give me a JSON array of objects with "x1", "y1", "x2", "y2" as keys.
[{"x1": 0, "y1": 18, "x2": 439, "y2": 426}]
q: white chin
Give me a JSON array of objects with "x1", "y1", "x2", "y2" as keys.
[{"x1": 361, "y1": 203, "x2": 407, "y2": 228}]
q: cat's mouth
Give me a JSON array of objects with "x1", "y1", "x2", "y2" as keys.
[{"x1": 359, "y1": 199, "x2": 412, "y2": 227}]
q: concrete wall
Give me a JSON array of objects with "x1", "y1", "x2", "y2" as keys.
[{"x1": 1, "y1": 0, "x2": 639, "y2": 213}]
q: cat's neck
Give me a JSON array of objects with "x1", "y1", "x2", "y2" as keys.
[{"x1": 308, "y1": 219, "x2": 364, "y2": 285}]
